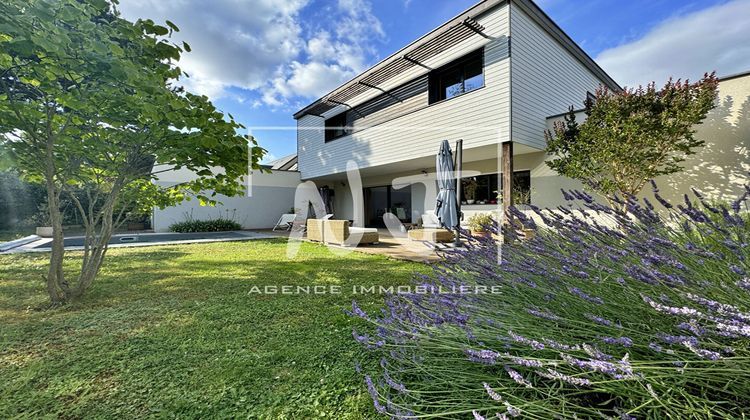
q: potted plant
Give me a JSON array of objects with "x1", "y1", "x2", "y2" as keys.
[
  {"x1": 31, "y1": 203, "x2": 53, "y2": 237},
  {"x1": 467, "y1": 212, "x2": 494, "y2": 238},
  {"x1": 463, "y1": 179, "x2": 478, "y2": 204}
]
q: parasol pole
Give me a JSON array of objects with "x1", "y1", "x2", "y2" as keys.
[{"x1": 454, "y1": 139, "x2": 463, "y2": 247}]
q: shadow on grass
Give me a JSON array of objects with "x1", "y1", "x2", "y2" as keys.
[{"x1": 0, "y1": 239, "x2": 421, "y2": 418}]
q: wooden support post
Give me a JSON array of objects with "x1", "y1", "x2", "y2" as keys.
[{"x1": 501, "y1": 141, "x2": 514, "y2": 215}]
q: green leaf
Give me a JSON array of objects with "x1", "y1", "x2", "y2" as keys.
[
  {"x1": 152, "y1": 25, "x2": 169, "y2": 36},
  {"x1": 165, "y1": 20, "x2": 180, "y2": 33}
]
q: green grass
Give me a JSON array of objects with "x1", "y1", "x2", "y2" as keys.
[{"x1": 0, "y1": 239, "x2": 421, "y2": 418}]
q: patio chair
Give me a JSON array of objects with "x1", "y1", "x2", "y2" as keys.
[
  {"x1": 273, "y1": 214, "x2": 297, "y2": 231},
  {"x1": 420, "y1": 210, "x2": 441, "y2": 229}
]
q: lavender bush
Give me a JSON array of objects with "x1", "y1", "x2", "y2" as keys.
[{"x1": 350, "y1": 183, "x2": 750, "y2": 419}]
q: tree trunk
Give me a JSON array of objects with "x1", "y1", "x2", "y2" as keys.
[
  {"x1": 44, "y1": 154, "x2": 67, "y2": 304},
  {"x1": 71, "y1": 180, "x2": 123, "y2": 299}
]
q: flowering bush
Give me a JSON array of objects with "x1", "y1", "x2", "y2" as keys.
[{"x1": 350, "y1": 183, "x2": 750, "y2": 419}]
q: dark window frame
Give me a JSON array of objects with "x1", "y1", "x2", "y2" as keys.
[
  {"x1": 460, "y1": 170, "x2": 531, "y2": 205},
  {"x1": 324, "y1": 111, "x2": 348, "y2": 142},
  {"x1": 428, "y1": 48, "x2": 485, "y2": 105}
]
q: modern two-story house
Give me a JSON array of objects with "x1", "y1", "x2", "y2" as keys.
[
  {"x1": 293, "y1": 0, "x2": 620, "y2": 227},
  {"x1": 151, "y1": 0, "x2": 747, "y2": 232}
]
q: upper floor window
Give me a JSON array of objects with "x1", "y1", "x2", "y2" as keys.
[
  {"x1": 325, "y1": 112, "x2": 348, "y2": 142},
  {"x1": 429, "y1": 48, "x2": 484, "y2": 104}
]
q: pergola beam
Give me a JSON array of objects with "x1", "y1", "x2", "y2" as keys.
[
  {"x1": 358, "y1": 81, "x2": 403, "y2": 103},
  {"x1": 324, "y1": 98, "x2": 366, "y2": 119}
]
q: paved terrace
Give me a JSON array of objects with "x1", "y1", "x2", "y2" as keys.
[{"x1": 257, "y1": 228, "x2": 447, "y2": 263}]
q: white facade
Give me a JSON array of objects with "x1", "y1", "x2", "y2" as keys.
[
  {"x1": 297, "y1": 3, "x2": 511, "y2": 179},
  {"x1": 152, "y1": 168, "x2": 301, "y2": 232},
  {"x1": 294, "y1": 0, "x2": 619, "y2": 225}
]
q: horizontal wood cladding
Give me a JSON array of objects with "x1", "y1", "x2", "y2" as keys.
[
  {"x1": 346, "y1": 76, "x2": 429, "y2": 134},
  {"x1": 298, "y1": 4, "x2": 511, "y2": 180},
  {"x1": 509, "y1": 4, "x2": 605, "y2": 150}
]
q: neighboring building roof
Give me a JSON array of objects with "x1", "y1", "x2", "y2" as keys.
[
  {"x1": 293, "y1": 0, "x2": 621, "y2": 120},
  {"x1": 263, "y1": 154, "x2": 298, "y2": 171},
  {"x1": 719, "y1": 69, "x2": 750, "y2": 82}
]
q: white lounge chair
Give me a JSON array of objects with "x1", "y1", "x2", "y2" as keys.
[
  {"x1": 420, "y1": 210, "x2": 441, "y2": 229},
  {"x1": 273, "y1": 214, "x2": 297, "y2": 231}
]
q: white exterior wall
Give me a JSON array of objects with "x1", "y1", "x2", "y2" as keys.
[
  {"x1": 152, "y1": 169, "x2": 301, "y2": 232},
  {"x1": 539, "y1": 73, "x2": 750, "y2": 209},
  {"x1": 297, "y1": 3, "x2": 511, "y2": 180},
  {"x1": 509, "y1": 4, "x2": 605, "y2": 150}
]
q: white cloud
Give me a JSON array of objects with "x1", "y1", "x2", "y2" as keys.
[
  {"x1": 118, "y1": 0, "x2": 384, "y2": 106},
  {"x1": 596, "y1": 0, "x2": 750, "y2": 88},
  {"x1": 118, "y1": 0, "x2": 309, "y2": 100},
  {"x1": 262, "y1": 0, "x2": 385, "y2": 106}
]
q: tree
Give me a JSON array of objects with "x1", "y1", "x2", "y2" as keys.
[
  {"x1": 0, "y1": 0, "x2": 265, "y2": 304},
  {"x1": 545, "y1": 74, "x2": 719, "y2": 209}
]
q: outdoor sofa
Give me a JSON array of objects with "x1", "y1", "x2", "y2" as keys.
[{"x1": 307, "y1": 219, "x2": 379, "y2": 246}]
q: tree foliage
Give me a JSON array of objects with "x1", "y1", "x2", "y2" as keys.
[
  {"x1": 545, "y1": 74, "x2": 719, "y2": 207},
  {"x1": 0, "y1": 0, "x2": 265, "y2": 303}
]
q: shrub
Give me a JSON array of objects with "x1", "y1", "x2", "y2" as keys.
[
  {"x1": 169, "y1": 214, "x2": 241, "y2": 233},
  {"x1": 350, "y1": 183, "x2": 750, "y2": 419},
  {"x1": 467, "y1": 212, "x2": 495, "y2": 232}
]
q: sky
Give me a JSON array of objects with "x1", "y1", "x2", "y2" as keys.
[{"x1": 118, "y1": 0, "x2": 750, "y2": 163}]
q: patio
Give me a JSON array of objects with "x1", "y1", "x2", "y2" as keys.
[{"x1": 259, "y1": 227, "x2": 448, "y2": 263}]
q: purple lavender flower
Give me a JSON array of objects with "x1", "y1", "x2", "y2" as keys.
[
  {"x1": 738, "y1": 278, "x2": 750, "y2": 291},
  {"x1": 684, "y1": 293, "x2": 750, "y2": 322},
  {"x1": 364, "y1": 375, "x2": 387, "y2": 414},
  {"x1": 642, "y1": 295, "x2": 702, "y2": 317},
  {"x1": 508, "y1": 331, "x2": 546, "y2": 350},
  {"x1": 472, "y1": 410, "x2": 486, "y2": 420},
  {"x1": 716, "y1": 322, "x2": 750, "y2": 337},
  {"x1": 585, "y1": 313, "x2": 620, "y2": 328},
  {"x1": 536, "y1": 368, "x2": 592, "y2": 386},
  {"x1": 677, "y1": 320, "x2": 705, "y2": 336},
  {"x1": 526, "y1": 308, "x2": 560, "y2": 321},
  {"x1": 352, "y1": 330, "x2": 385, "y2": 348},
  {"x1": 543, "y1": 338, "x2": 581, "y2": 351},
  {"x1": 600, "y1": 336, "x2": 634, "y2": 347},
  {"x1": 681, "y1": 340, "x2": 721, "y2": 360},
  {"x1": 503, "y1": 353, "x2": 545, "y2": 368},
  {"x1": 465, "y1": 349, "x2": 501, "y2": 365},
  {"x1": 349, "y1": 300, "x2": 370, "y2": 320},
  {"x1": 382, "y1": 366, "x2": 407, "y2": 393},
  {"x1": 504, "y1": 402, "x2": 521, "y2": 417},
  {"x1": 561, "y1": 353, "x2": 634, "y2": 380},
  {"x1": 504, "y1": 365, "x2": 533, "y2": 388},
  {"x1": 482, "y1": 382, "x2": 503, "y2": 401},
  {"x1": 568, "y1": 287, "x2": 604, "y2": 304},
  {"x1": 730, "y1": 265, "x2": 746, "y2": 275},
  {"x1": 656, "y1": 333, "x2": 698, "y2": 346},
  {"x1": 583, "y1": 344, "x2": 613, "y2": 360}
]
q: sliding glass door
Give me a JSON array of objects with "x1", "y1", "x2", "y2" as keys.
[{"x1": 364, "y1": 186, "x2": 411, "y2": 227}]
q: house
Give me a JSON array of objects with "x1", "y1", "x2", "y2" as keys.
[
  {"x1": 293, "y1": 0, "x2": 621, "y2": 227},
  {"x1": 154, "y1": 0, "x2": 748, "y2": 232}
]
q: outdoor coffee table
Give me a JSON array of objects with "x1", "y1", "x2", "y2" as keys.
[{"x1": 407, "y1": 228, "x2": 454, "y2": 243}]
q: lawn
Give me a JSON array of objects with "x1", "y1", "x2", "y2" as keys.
[{"x1": 0, "y1": 239, "x2": 422, "y2": 418}]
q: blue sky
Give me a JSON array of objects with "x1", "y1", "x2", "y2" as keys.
[{"x1": 119, "y1": 0, "x2": 750, "y2": 162}]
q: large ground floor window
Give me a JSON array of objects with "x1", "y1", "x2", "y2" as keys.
[
  {"x1": 461, "y1": 170, "x2": 531, "y2": 205},
  {"x1": 363, "y1": 186, "x2": 411, "y2": 227}
]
